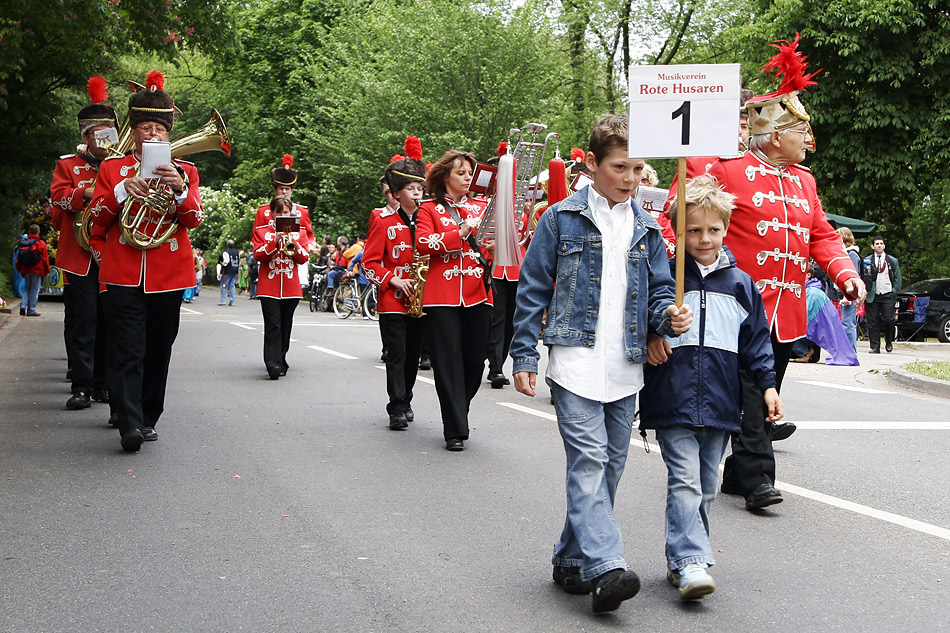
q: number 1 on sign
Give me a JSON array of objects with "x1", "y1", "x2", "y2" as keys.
[{"x1": 671, "y1": 101, "x2": 691, "y2": 145}]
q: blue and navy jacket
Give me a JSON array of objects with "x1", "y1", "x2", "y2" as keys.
[
  {"x1": 640, "y1": 246, "x2": 776, "y2": 433},
  {"x1": 510, "y1": 186, "x2": 678, "y2": 376}
]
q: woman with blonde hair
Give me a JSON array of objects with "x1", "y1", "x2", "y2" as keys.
[{"x1": 837, "y1": 227, "x2": 863, "y2": 350}]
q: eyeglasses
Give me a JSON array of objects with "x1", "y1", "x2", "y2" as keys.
[
  {"x1": 136, "y1": 124, "x2": 168, "y2": 134},
  {"x1": 785, "y1": 128, "x2": 813, "y2": 139}
]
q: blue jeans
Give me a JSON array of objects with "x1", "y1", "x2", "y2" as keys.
[
  {"x1": 840, "y1": 301, "x2": 857, "y2": 350},
  {"x1": 182, "y1": 286, "x2": 195, "y2": 302},
  {"x1": 549, "y1": 381, "x2": 636, "y2": 582},
  {"x1": 654, "y1": 426, "x2": 730, "y2": 570},
  {"x1": 220, "y1": 271, "x2": 237, "y2": 305},
  {"x1": 196, "y1": 274, "x2": 203, "y2": 295},
  {"x1": 21, "y1": 274, "x2": 42, "y2": 313}
]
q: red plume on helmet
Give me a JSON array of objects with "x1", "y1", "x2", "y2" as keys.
[
  {"x1": 145, "y1": 70, "x2": 165, "y2": 92},
  {"x1": 282, "y1": 154, "x2": 294, "y2": 169},
  {"x1": 759, "y1": 33, "x2": 821, "y2": 94},
  {"x1": 390, "y1": 154, "x2": 404, "y2": 163},
  {"x1": 87, "y1": 76, "x2": 108, "y2": 104},
  {"x1": 404, "y1": 136, "x2": 423, "y2": 161},
  {"x1": 570, "y1": 147, "x2": 585, "y2": 162},
  {"x1": 497, "y1": 141, "x2": 508, "y2": 156}
]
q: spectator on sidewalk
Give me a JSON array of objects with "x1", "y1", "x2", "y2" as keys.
[
  {"x1": 218, "y1": 239, "x2": 239, "y2": 306},
  {"x1": 15, "y1": 224, "x2": 50, "y2": 317},
  {"x1": 863, "y1": 236, "x2": 901, "y2": 353}
]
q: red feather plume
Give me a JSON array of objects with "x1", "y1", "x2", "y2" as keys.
[
  {"x1": 87, "y1": 76, "x2": 108, "y2": 104},
  {"x1": 282, "y1": 154, "x2": 294, "y2": 169},
  {"x1": 497, "y1": 141, "x2": 508, "y2": 156},
  {"x1": 570, "y1": 147, "x2": 585, "y2": 162},
  {"x1": 759, "y1": 33, "x2": 821, "y2": 93},
  {"x1": 404, "y1": 136, "x2": 423, "y2": 161},
  {"x1": 390, "y1": 154, "x2": 404, "y2": 163},
  {"x1": 145, "y1": 70, "x2": 165, "y2": 91}
]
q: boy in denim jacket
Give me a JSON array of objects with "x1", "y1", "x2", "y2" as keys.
[
  {"x1": 509, "y1": 114, "x2": 692, "y2": 613},
  {"x1": 640, "y1": 175, "x2": 783, "y2": 600}
]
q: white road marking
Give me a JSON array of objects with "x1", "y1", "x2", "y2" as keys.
[
  {"x1": 498, "y1": 401, "x2": 950, "y2": 542},
  {"x1": 786, "y1": 421, "x2": 950, "y2": 430},
  {"x1": 229, "y1": 323, "x2": 259, "y2": 331},
  {"x1": 180, "y1": 307, "x2": 203, "y2": 315},
  {"x1": 795, "y1": 380, "x2": 896, "y2": 394},
  {"x1": 373, "y1": 365, "x2": 435, "y2": 385},
  {"x1": 307, "y1": 345, "x2": 357, "y2": 360}
]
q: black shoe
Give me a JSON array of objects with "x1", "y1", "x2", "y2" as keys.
[
  {"x1": 280, "y1": 364, "x2": 288, "y2": 377},
  {"x1": 108, "y1": 413, "x2": 119, "y2": 427},
  {"x1": 388, "y1": 412, "x2": 409, "y2": 430},
  {"x1": 404, "y1": 407, "x2": 414, "y2": 423},
  {"x1": 381, "y1": 350, "x2": 389, "y2": 362},
  {"x1": 419, "y1": 357, "x2": 431, "y2": 371},
  {"x1": 591, "y1": 569, "x2": 641, "y2": 613},
  {"x1": 26, "y1": 312, "x2": 40, "y2": 317},
  {"x1": 91, "y1": 389, "x2": 110, "y2": 404},
  {"x1": 142, "y1": 427, "x2": 158, "y2": 441},
  {"x1": 869, "y1": 348, "x2": 880, "y2": 354},
  {"x1": 745, "y1": 483, "x2": 783, "y2": 510},
  {"x1": 553, "y1": 566, "x2": 594, "y2": 595},
  {"x1": 490, "y1": 373, "x2": 510, "y2": 389},
  {"x1": 19, "y1": 307, "x2": 25, "y2": 316},
  {"x1": 885, "y1": 342, "x2": 893, "y2": 353},
  {"x1": 267, "y1": 365, "x2": 281, "y2": 380},
  {"x1": 66, "y1": 392, "x2": 92, "y2": 410},
  {"x1": 445, "y1": 438, "x2": 464, "y2": 451},
  {"x1": 719, "y1": 481, "x2": 744, "y2": 496},
  {"x1": 769, "y1": 422, "x2": 797, "y2": 441},
  {"x1": 120, "y1": 428, "x2": 144, "y2": 452}
]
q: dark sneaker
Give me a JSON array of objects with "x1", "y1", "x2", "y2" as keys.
[
  {"x1": 418, "y1": 356, "x2": 431, "y2": 370},
  {"x1": 120, "y1": 428, "x2": 144, "y2": 452},
  {"x1": 745, "y1": 482, "x2": 783, "y2": 510},
  {"x1": 591, "y1": 569, "x2": 640, "y2": 613},
  {"x1": 553, "y1": 566, "x2": 594, "y2": 595},
  {"x1": 91, "y1": 389, "x2": 110, "y2": 404},
  {"x1": 388, "y1": 412, "x2": 408, "y2": 430},
  {"x1": 142, "y1": 427, "x2": 158, "y2": 441},
  {"x1": 404, "y1": 407, "x2": 414, "y2": 423}
]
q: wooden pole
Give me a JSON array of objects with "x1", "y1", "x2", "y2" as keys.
[{"x1": 675, "y1": 157, "x2": 687, "y2": 307}]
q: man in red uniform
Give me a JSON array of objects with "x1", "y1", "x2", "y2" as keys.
[
  {"x1": 703, "y1": 37, "x2": 866, "y2": 509},
  {"x1": 252, "y1": 196, "x2": 311, "y2": 379},
  {"x1": 363, "y1": 137, "x2": 428, "y2": 429},
  {"x1": 50, "y1": 76, "x2": 118, "y2": 410},
  {"x1": 89, "y1": 71, "x2": 203, "y2": 452}
]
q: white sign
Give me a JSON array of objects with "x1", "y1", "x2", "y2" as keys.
[{"x1": 628, "y1": 64, "x2": 741, "y2": 159}]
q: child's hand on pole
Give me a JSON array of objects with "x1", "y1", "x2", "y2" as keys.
[{"x1": 667, "y1": 303, "x2": 693, "y2": 335}]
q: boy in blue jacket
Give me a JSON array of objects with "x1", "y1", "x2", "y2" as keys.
[
  {"x1": 641, "y1": 175, "x2": 783, "y2": 600},
  {"x1": 510, "y1": 114, "x2": 693, "y2": 613}
]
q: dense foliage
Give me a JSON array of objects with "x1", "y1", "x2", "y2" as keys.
[{"x1": 2, "y1": 0, "x2": 949, "y2": 295}]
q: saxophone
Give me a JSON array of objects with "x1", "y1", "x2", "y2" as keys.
[{"x1": 405, "y1": 247, "x2": 428, "y2": 318}]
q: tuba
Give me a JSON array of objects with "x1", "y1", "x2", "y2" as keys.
[{"x1": 119, "y1": 109, "x2": 231, "y2": 250}]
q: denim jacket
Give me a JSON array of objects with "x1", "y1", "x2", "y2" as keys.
[{"x1": 510, "y1": 186, "x2": 677, "y2": 375}]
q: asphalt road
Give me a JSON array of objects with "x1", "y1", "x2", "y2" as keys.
[{"x1": 1, "y1": 295, "x2": 948, "y2": 633}]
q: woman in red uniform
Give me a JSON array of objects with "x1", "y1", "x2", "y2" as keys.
[
  {"x1": 415, "y1": 150, "x2": 493, "y2": 451},
  {"x1": 252, "y1": 196, "x2": 311, "y2": 379}
]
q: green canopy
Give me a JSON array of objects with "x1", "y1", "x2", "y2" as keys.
[{"x1": 824, "y1": 212, "x2": 878, "y2": 238}]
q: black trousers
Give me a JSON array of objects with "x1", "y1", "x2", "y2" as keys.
[
  {"x1": 378, "y1": 313, "x2": 426, "y2": 415},
  {"x1": 63, "y1": 263, "x2": 107, "y2": 395},
  {"x1": 721, "y1": 337, "x2": 793, "y2": 494},
  {"x1": 488, "y1": 278, "x2": 518, "y2": 375},
  {"x1": 103, "y1": 285, "x2": 183, "y2": 434},
  {"x1": 427, "y1": 304, "x2": 491, "y2": 441},
  {"x1": 260, "y1": 297, "x2": 298, "y2": 372},
  {"x1": 865, "y1": 293, "x2": 895, "y2": 351}
]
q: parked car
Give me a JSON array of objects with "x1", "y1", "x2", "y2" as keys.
[{"x1": 896, "y1": 278, "x2": 950, "y2": 342}]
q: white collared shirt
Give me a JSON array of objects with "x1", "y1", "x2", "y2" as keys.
[
  {"x1": 546, "y1": 187, "x2": 643, "y2": 402},
  {"x1": 875, "y1": 253, "x2": 892, "y2": 295}
]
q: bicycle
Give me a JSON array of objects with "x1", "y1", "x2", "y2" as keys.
[{"x1": 333, "y1": 275, "x2": 377, "y2": 320}]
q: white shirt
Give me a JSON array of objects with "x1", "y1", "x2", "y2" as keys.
[
  {"x1": 546, "y1": 187, "x2": 643, "y2": 402},
  {"x1": 875, "y1": 253, "x2": 892, "y2": 295}
]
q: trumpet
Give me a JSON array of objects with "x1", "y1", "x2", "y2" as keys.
[{"x1": 278, "y1": 231, "x2": 299, "y2": 257}]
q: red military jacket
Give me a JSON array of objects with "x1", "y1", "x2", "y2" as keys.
[
  {"x1": 363, "y1": 206, "x2": 416, "y2": 314},
  {"x1": 705, "y1": 151, "x2": 859, "y2": 342},
  {"x1": 50, "y1": 153, "x2": 98, "y2": 276},
  {"x1": 251, "y1": 205, "x2": 310, "y2": 299},
  {"x1": 415, "y1": 196, "x2": 492, "y2": 307},
  {"x1": 255, "y1": 202, "x2": 315, "y2": 253},
  {"x1": 88, "y1": 153, "x2": 203, "y2": 292}
]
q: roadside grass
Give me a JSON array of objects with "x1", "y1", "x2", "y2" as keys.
[{"x1": 907, "y1": 360, "x2": 950, "y2": 381}]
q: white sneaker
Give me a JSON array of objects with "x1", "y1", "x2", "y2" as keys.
[{"x1": 667, "y1": 563, "x2": 716, "y2": 600}]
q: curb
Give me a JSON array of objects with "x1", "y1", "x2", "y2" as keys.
[{"x1": 887, "y1": 366, "x2": 950, "y2": 399}]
